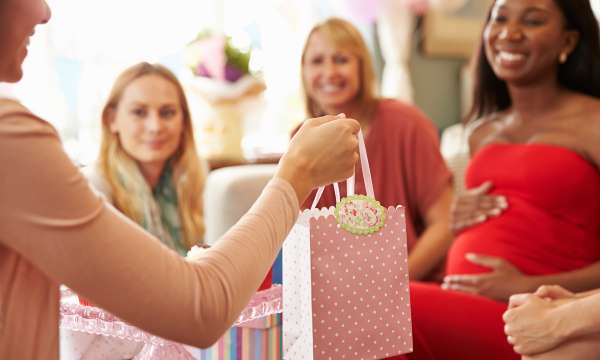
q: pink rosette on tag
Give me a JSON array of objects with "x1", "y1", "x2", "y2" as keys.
[{"x1": 335, "y1": 194, "x2": 386, "y2": 235}]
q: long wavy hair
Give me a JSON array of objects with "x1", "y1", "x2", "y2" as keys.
[
  {"x1": 301, "y1": 17, "x2": 378, "y2": 118},
  {"x1": 467, "y1": 0, "x2": 600, "y2": 122},
  {"x1": 99, "y1": 62, "x2": 205, "y2": 248}
]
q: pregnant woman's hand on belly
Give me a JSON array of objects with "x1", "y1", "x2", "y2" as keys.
[
  {"x1": 451, "y1": 181, "x2": 508, "y2": 232},
  {"x1": 442, "y1": 253, "x2": 534, "y2": 302}
]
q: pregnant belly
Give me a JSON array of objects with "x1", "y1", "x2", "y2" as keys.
[{"x1": 447, "y1": 203, "x2": 600, "y2": 276}]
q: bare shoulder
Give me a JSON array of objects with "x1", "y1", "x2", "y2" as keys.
[
  {"x1": 569, "y1": 95, "x2": 600, "y2": 168},
  {"x1": 577, "y1": 95, "x2": 600, "y2": 125},
  {"x1": 567, "y1": 95, "x2": 600, "y2": 139}
]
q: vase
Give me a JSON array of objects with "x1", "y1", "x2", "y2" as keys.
[
  {"x1": 196, "y1": 102, "x2": 244, "y2": 162},
  {"x1": 187, "y1": 76, "x2": 265, "y2": 163}
]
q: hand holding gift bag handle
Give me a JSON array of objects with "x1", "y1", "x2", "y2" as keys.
[
  {"x1": 285, "y1": 129, "x2": 413, "y2": 360},
  {"x1": 311, "y1": 130, "x2": 386, "y2": 236},
  {"x1": 311, "y1": 129, "x2": 374, "y2": 205}
]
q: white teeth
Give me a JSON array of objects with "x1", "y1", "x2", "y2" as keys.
[
  {"x1": 321, "y1": 84, "x2": 342, "y2": 93},
  {"x1": 498, "y1": 51, "x2": 526, "y2": 62}
]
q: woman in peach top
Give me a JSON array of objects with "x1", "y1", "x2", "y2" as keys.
[{"x1": 0, "y1": 0, "x2": 360, "y2": 358}]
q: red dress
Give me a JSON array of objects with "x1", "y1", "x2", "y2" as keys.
[
  {"x1": 396, "y1": 143, "x2": 600, "y2": 360},
  {"x1": 303, "y1": 99, "x2": 452, "y2": 258}
]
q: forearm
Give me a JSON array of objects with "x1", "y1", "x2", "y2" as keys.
[
  {"x1": 408, "y1": 220, "x2": 453, "y2": 280},
  {"x1": 275, "y1": 154, "x2": 312, "y2": 205},
  {"x1": 560, "y1": 292, "x2": 600, "y2": 341},
  {"x1": 576, "y1": 288, "x2": 600, "y2": 298},
  {"x1": 522, "y1": 334, "x2": 600, "y2": 360},
  {"x1": 185, "y1": 178, "x2": 299, "y2": 342},
  {"x1": 7, "y1": 178, "x2": 298, "y2": 348},
  {"x1": 527, "y1": 261, "x2": 600, "y2": 293},
  {"x1": 409, "y1": 186, "x2": 453, "y2": 280}
]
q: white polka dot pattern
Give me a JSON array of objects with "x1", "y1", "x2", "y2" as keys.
[
  {"x1": 309, "y1": 206, "x2": 412, "y2": 359},
  {"x1": 283, "y1": 212, "x2": 315, "y2": 359}
]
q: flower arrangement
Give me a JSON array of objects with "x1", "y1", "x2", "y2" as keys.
[
  {"x1": 184, "y1": 31, "x2": 265, "y2": 162},
  {"x1": 185, "y1": 31, "x2": 252, "y2": 83}
]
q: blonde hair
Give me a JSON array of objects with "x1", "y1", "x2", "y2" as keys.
[
  {"x1": 301, "y1": 17, "x2": 378, "y2": 118},
  {"x1": 99, "y1": 62, "x2": 205, "y2": 249}
]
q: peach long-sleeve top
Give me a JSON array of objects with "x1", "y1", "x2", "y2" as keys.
[{"x1": 0, "y1": 99, "x2": 299, "y2": 359}]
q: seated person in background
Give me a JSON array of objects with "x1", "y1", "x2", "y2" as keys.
[
  {"x1": 504, "y1": 285, "x2": 600, "y2": 359},
  {"x1": 86, "y1": 62, "x2": 273, "y2": 287},
  {"x1": 62, "y1": 62, "x2": 272, "y2": 358},
  {"x1": 85, "y1": 62, "x2": 206, "y2": 256},
  {"x1": 393, "y1": 0, "x2": 600, "y2": 359},
  {"x1": 298, "y1": 17, "x2": 454, "y2": 281}
]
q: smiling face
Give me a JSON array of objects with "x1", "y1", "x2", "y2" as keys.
[
  {"x1": 302, "y1": 30, "x2": 361, "y2": 114},
  {"x1": 108, "y1": 74, "x2": 184, "y2": 174},
  {"x1": 483, "y1": 0, "x2": 578, "y2": 86},
  {"x1": 0, "y1": 0, "x2": 51, "y2": 82}
]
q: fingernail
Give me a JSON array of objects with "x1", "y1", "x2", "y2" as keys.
[
  {"x1": 476, "y1": 214, "x2": 487, "y2": 222},
  {"x1": 336, "y1": 113, "x2": 346, "y2": 118},
  {"x1": 466, "y1": 253, "x2": 476, "y2": 259},
  {"x1": 498, "y1": 196, "x2": 508, "y2": 209},
  {"x1": 489, "y1": 208, "x2": 501, "y2": 216}
]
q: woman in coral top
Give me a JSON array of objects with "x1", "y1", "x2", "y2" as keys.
[
  {"x1": 397, "y1": 0, "x2": 600, "y2": 359},
  {"x1": 300, "y1": 18, "x2": 454, "y2": 281},
  {"x1": 0, "y1": 1, "x2": 362, "y2": 358}
]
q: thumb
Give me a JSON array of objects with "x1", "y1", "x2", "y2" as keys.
[
  {"x1": 508, "y1": 293, "x2": 532, "y2": 309},
  {"x1": 307, "y1": 113, "x2": 346, "y2": 127},
  {"x1": 535, "y1": 285, "x2": 574, "y2": 300},
  {"x1": 470, "y1": 181, "x2": 493, "y2": 196},
  {"x1": 466, "y1": 253, "x2": 505, "y2": 269}
]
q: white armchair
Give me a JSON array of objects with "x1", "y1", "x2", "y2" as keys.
[{"x1": 203, "y1": 164, "x2": 279, "y2": 245}]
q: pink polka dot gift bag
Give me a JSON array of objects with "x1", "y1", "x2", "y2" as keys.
[{"x1": 283, "y1": 131, "x2": 413, "y2": 359}]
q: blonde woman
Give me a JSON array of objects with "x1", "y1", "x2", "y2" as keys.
[
  {"x1": 300, "y1": 17, "x2": 454, "y2": 281},
  {"x1": 85, "y1": 62, "x2": 205, "y2": 255},
  {"x1": 66, "y1": 62, "x2": 211, "y2": 359}
]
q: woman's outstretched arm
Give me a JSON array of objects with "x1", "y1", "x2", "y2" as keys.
[{"x1": 0, "y1": 110, "x2": 359, "y2": 348}]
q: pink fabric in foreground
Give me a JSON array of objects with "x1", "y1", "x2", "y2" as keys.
[{"x1": 60, "y1": 286, "x2": 283, "y2": 359}]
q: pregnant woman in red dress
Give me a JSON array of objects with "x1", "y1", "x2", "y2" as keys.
[{"x1": 395, "y1": 0, "x2": 600, "y2": 359}]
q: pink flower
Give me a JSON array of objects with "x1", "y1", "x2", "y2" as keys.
[{"x1": 195, "y1": 35, "x2": 226, "y2": 81}]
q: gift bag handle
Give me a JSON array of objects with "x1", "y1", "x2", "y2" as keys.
[
  {"x1": 310, "y1": 130, "x2": 374, "y2": 210},
  {"x1": 348, "y1": 129, "x2": 374, "y2": 197},
  {"x1": 311, "y1": 183, "x2": 341, "y2": 209}
]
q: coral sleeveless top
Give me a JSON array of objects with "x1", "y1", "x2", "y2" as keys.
[{"x1": 447, "y1": 143, "x2": 600, "y2": 276}]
